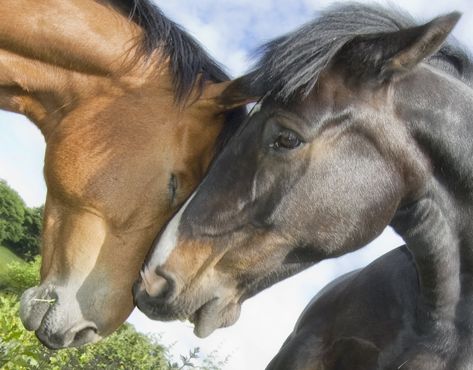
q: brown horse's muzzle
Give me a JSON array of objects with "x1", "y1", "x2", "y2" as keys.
[{"x1": 20, "y1": 285, "x2": 101, "y2": 349}]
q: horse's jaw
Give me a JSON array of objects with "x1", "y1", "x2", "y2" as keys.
[{"x1": 189, "y1": 297, "x2": 241, "y2": 338}]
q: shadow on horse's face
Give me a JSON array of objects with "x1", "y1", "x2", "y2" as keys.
[
  {"x1": 11, "y1": 0, "x2": 243, "y2": 349},
  {"x1": 135, "y1": 11, "x2": 462, "y2": 337}
]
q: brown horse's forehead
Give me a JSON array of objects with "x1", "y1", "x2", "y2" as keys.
[
  {"x1": 46, "y1": 102, "x2": 163, "y2": 178},
  {"x1": 43, "y1": 88, "x2": 224, "y2": 225}
]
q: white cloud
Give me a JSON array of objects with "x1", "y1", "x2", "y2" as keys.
[
  {"x1": 159, "y1": 0, "x2": 473, "y2": 79},
  {"x1": 158, "y1": 0, "x2": 319, "y2": 77}
]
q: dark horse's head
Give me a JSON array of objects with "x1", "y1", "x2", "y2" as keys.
[{"x1": 135, "y1": 4, "x2": 472, "y2": 337}]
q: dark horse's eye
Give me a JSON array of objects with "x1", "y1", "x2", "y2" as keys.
[{"x1": 272, "y1": 130, "x2": 302, "y2": 150}]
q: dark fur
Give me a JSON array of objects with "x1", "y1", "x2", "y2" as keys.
[
  {"x1": 136, "y1": 4, "x2": 473, "y2": 368},
  {"x1": 247, "y1": 2, "x2": 473, "y2": 101},
  {"x1": 266, "y1": 246, "x2": 419, "y2": 370}
]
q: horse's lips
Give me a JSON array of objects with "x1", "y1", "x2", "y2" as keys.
[{"x1": 189, "y1": 298, "x2": 241, "y2": 338}]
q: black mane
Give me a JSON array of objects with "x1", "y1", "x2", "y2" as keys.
[
  {"x1": 108, "y1": 0, "x2": 246, "y2": 151},
  {"x1": 247, "y1": 2, "x2": 473, "y2": 101},
  {"x1": 109, "y1": 0, "x2": 229, "y2": 103}
]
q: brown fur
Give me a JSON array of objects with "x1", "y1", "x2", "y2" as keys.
[{"x1": 6, "y1": 0, "x2": 238, "y2": 347}]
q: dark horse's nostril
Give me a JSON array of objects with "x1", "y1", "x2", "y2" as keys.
[{"x1": 137, "y1": 266, "x2": 175, "y2": 302}]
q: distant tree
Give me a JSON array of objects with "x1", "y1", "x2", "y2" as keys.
[
  {"x1": 9, "y1": 206, "x2": 42, "y2": 260},
  {"x1": 0, "y1": 180, "x2": 42, "y2": 260},
  {"x1": 0, "y1": 180, "x2": 25, "y2": 248}
]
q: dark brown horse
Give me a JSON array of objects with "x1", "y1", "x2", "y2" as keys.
[
  {"x1": 266, "y1": 246, "x2": 418, "y2": 370},
  {"x1": 135, "y1": 4, "x2": 473, "y2": 368},
  {"x1": 5, "y1": 0, "x2": 245, "y2": 348},
  {"x1": 266, "y1": 244, "x2": 471, "y2": 369}
]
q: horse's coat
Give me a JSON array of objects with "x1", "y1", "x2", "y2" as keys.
[
  {"x1": 136, "y1": 4, "x2": 473, "y2": 368},
  {"x1": 6, "y1": 0, "x2": 245, "y2": 348},
  {"x1": 266, "y1": 246, "x2": 418, "y2": 370}
]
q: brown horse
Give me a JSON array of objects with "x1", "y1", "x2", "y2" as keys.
[
  {"x1": 135, "y1": 3, "x2": 473, "y2": 368},
  {"x1": 5, "y1": 0, "x2": 244, "y2": 348}
]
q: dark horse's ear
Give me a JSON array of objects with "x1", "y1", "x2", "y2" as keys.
[{"x1": 336, "y1": 12, "x2": 461, "y2": 83}]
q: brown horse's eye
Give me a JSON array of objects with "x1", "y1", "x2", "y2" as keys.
[{"x1": 272, "y1": 130, "x2": 302, "y2": 150}]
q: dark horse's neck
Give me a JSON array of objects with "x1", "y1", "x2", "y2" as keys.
[{"x1": 390, "y1": 64, "x2": 473, "y2": 355}]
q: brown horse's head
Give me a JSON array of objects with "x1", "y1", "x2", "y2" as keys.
[
  {"x1": 1, "y1": 0, "x2": 244, "y2": 348},
  {"x1": 135, "y1": 5, "x2": 466, "y2": 338}
]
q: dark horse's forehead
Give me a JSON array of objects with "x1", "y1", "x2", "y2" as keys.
[{"x1": 253, "y1": 72, "x2": 372, "y2": 133}]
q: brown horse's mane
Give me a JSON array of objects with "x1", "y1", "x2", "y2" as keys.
[
  {"x1": 108, "y1": 0, "x2": 247, "y2": 152},
  {"x1": 108, "y1": 0, "x2": 230, "y2": 103}
]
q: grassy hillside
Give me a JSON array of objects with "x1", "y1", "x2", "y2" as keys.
[{"x1": 0, "y1": 245, "x2": 25, "y2": 284}]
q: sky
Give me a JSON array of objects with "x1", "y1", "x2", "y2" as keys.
[{"x1": 1, "y1": 0, "x2": 473, "y2": 369}]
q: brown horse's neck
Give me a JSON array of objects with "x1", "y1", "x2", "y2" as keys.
[
  {"x1": 0, "y1": 1, "x2": 143, "y2": 75},
  {"x1": 0, "y1": 0, "x2": 164, "y2": 138}
]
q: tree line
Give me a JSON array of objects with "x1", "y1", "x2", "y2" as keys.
[{"x1": 0, "y1": 179, "x2": 42, "y2": 260}]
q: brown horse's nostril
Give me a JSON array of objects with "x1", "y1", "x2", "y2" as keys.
[
  {"x1": 72, "y1": 326, "x2": 98, "y2": 347},
  {"x1": 36, "y1": 323, "x2": 99, "y2": 349}
]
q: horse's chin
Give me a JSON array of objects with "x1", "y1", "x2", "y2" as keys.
[{"x1": 190, "y1": 298, "x2": 241, "y2": 338}]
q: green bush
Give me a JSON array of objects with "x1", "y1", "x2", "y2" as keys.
[
  {"x1": 3, "y1": 258, "x2": 40, "y2": 294},
  {"x1": 0, "y1": 293, "x2": 170, "y2": 370},
  {"x1": 13, "y1": 206, "x2": 43, "y2": 259}
]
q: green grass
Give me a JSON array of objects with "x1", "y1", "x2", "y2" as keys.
[{"x1": 0, "y1": 245, "x2": 25, "y2": 284}]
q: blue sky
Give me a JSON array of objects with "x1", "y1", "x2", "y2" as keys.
[{"x1": 1, "y1": 1, "x2": 473, "y2": 369}]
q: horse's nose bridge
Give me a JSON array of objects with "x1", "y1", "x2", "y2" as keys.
[{"x1": 147, "y1": 191, "x2": 198, "y2": 269}]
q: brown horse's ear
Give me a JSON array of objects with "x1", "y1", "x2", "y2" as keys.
[
  {"x1": 336, "y1": 12, "x2": 461, "y2": 82},
  {"x1": 201, "y1": 78, "x2": 261, "y2": 111}
]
